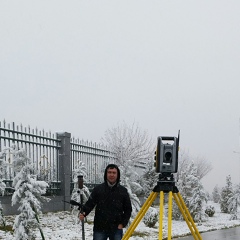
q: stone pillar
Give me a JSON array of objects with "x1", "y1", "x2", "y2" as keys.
[{"x1": 57, "y1": 132, "x2": 71, "y2": 210}]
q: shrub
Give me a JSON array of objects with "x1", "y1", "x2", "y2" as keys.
[
  {"x1": 143, "y1": 207, "x2": 158, "y2": 228},
  {"x1": 205, "y1": 205, "x2": 215, "y2": 217}
]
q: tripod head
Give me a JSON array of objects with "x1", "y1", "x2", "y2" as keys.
[
  {"x1": 158, "y1": 173, "x2": 175, "y2": 182},
  {"x1": 153, "y1": 173, "x2": 178, "y2": 193}
]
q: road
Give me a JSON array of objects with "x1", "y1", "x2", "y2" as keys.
[{"x1": 173, "y1": 226, "x2": 240, "y2": 240}]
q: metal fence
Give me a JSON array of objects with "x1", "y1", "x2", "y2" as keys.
[
  {"x1": 71, "y1": 139, "x2": 114, "y2": 184},
  {"x1": 0, "y1": 120, "x2": 115, "y2": 196},
  {"x1": 0, "y1": 121, "x2": 61, "y2": 195}
]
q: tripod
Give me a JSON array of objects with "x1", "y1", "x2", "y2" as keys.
[{"x1": 122, "y1": 174, "x2": 202, "y2": 240}]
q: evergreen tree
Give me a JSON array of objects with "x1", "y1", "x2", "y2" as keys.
[
  {"x1": 173, "y1": 161, "x2": 208, "y2": 222},
  {"x1": 189, "y1": 180, "x2": 208, "y2": 222},
  {"x1": 227, "y1": 184, "x2": 240, "y2": 220},
  {"x1": 212, "y1": 185, "x2": 220, "y2": 203},
  {"x1": 205, "y1": 191, "x2": 211, "y2": 201},
  {"x1": 10, "y1": 146, "x2": 50, "y2": 240},
  {"x1": 220, "y1": 175, "x2": 234, "y2": 213}
]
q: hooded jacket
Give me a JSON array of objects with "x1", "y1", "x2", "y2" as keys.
[{"x1": 83, "y1": 164, "x2": 132, "y2": 232}]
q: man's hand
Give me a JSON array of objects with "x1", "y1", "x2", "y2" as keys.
[
  {"x1": 79, "y1": 212, "x2": 85, "y2": 221},
  {"x1": 118, "y1": 224, "x2": 123, "y2": 229}
]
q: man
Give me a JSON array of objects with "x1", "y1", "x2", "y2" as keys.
[{"x1": 79, "y1": 164, "x2": 132, "y2": 240}]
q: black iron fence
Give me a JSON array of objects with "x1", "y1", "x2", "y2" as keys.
[
  {"x1": 71, "y1": 139, "x2": 114, "y2": 184},
  {"x1": 0, "y1": 120, "x2": 115, "y2": 214}
]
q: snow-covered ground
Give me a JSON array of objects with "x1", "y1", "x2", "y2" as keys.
[{"x1": 1, "y1": 201, "x2": 240, "y2": 240}]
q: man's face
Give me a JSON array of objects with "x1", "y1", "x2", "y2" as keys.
[{"x1": 107, "y1": 167, "x2": 118, "y2": 184}]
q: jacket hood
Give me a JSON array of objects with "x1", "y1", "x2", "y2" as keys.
[{"x1": 104, "y1": 164, "x2": 120, "y2": 184}]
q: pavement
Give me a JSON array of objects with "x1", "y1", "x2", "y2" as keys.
[{"x1": 174, "y1": 226, "x2": 240, "y2": 240}]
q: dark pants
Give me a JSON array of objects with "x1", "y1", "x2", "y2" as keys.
[{"x1": 93, "y1": 229, "x2": 123, "y2": 240}]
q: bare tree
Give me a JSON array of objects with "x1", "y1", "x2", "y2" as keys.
[
  {"x1": 102, "y1": 121, "x2": 154, "y2": 167},
  {"x1": 102, "y1": 122, "x2": 155, "y2": 215},
  {"x1": 177, "y1": 149, "x2": 212, "y2": 180},
  {"x1": 194, "y1": 156, "x2": 213, "y2": 179}
]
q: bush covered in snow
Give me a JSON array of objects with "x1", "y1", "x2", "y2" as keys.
[
  {"x1": 205, "y1": 205, "x2": 215, "y2": 217},
  {"x1": 71, "y1": 159, "x2": 90, "y2": 222},
  {"x1": 143, "y1": 207, "x2": 158, "y2": 228}
]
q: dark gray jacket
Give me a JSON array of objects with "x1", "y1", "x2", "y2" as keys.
[
  {"x1": 83, "y1": 164, "x2": 132, "y2": 233},
  {"x1": 83, "y1": 181, "x2": 132, "y2": 231}
]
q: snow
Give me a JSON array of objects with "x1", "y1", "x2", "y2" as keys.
[{"x1": 1, "y1": 201, "x2": 240, "y2": 239}]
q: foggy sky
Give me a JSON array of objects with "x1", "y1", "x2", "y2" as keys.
[{"x1": 1, "y1": 0, "x2": 240, "y2": 192}]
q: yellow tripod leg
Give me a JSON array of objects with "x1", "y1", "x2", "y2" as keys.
[
  {"x1": 159, "y1": 191, "x2": 164, "y2": 240},
  {"x1": 173, "y1": 193, "x2": 202, "y2": 240},
  {"x1": 122, "y1": 191, "x2": 158, "y2": 240},
  {"x1": 168, "y1": 191, "x2": 173, "y2": 240}
]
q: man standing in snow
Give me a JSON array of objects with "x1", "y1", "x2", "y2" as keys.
[{"x1": 79, "y1": 163, "x2": 132, "y2": 240}]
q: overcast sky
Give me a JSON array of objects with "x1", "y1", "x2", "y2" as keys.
[{"x1": 1, "y1": 0, "x2": 240, "y2": 192}]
